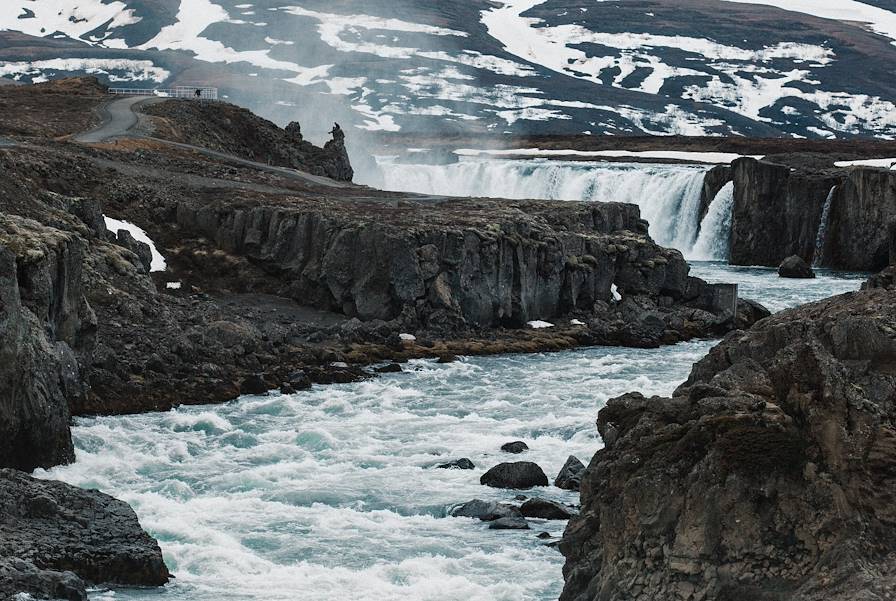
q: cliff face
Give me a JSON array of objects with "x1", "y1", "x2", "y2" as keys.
[
  {"x1": 727, "y1": 158, "x2": 896, "y2": 271},
  {"x1": 175, "y1": 199, "x2": 716, "y2": 329},
  {"x1": 0, "y1": 215, "x2": 96, "y2": 471},
  {"x1": 561, "y1": 288, "x2": 896, "y2": 601},
  {"x1": 824, "y1": 168, "x2": 896, "y2": 270}
]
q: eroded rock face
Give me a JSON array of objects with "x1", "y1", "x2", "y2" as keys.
[
  {"x1": 0, "y1": 469, "x2": 169, "y2": 600},
  {"x1": 729, "y1": 158, "x2": 896, "y2": 271},
  {"x1": 561, "y1": 289, "x2": 896, "y2": 601},
  {"x1": 0, "y1": 215, "x2": 96, "y2": 471},
  {"x1": 175, "y1": 199, "x2": 736, "y2": 333}
]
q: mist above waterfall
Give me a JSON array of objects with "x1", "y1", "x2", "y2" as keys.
[{"x1": 376, "y1": 157, "x2": 725, "y2": 257}]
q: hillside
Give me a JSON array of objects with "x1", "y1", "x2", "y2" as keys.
[{"x1": 2, "y1": 1, "x2": 896, "y2": 138}]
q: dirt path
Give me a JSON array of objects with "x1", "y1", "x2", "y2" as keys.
[{"x1": 75, "y1": 96, "x2": 353, "y2": 189}]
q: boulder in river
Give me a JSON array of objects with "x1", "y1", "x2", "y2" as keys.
[
  {"x1": 521, "y1": 498, "x2": 577, "y2": 520},
  {"x1": 555, "y1": 456, "x2": 586, "y2": 491},
  {"x1": 449, "y1": 499, "x2": 521, "y2": 521},
  {"x1": 778, "y1": 255, "x2": 816, "y2": 278},
  {"x1": 489, "y1": 517, "x2": 530, "y2": 530},
  {"x1": 481, "y1": 462, "x2": 549, "y2": 489},
  {"x1": 500, "y1": 441, "x2": 529, "y2": 454},
  {"x1": 437, "y1": 458, "x2": 475, "y2": 470}
]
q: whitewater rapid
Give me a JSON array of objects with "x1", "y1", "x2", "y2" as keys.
[
  {"x1": 42, "y1": 343, "x2": 715, "y2": 601},
  {"x1": 38, "y1": 265, "x2": 868, "y2": 601},
  {"x1": 376, "y1": 157, "x2": 726, "y2": 257}
]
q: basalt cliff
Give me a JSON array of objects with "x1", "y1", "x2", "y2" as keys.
[{"x1": 720, "y1": 156, "x2": 896, "y2": 272}]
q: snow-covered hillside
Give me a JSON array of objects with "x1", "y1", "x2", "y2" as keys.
[{"x1": 3, "y1": 0, "x2": 896, "y2": 138}]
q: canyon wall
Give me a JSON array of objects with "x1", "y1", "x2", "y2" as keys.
[
  {"x1": 723, "y1": 158, "x2": 896, "y2": 271},
  {"x1": 175, "y1": 199, "x2": 727, "y2": 330}
]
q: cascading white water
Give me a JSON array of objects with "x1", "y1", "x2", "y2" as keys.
[
  {"x1": 376, "y1": 157, "x2": 710, "y2": 252},
  {"x1": 691, "y1": 182, "x2": 735, "y2": 261},
  {"x1": 813, "y1": 185, "x2": 837, "y2": 267}
]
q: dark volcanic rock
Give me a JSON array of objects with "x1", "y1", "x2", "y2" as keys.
[
  {"x1": 375, "y1": 363, "x2": 403, "y2": 373},
  {"x1": 0, "y1": 469, "x2": 169, "y2": 600},
  {"x1": 560, "y1": 289, "x2": 896, "y2": 601},
  {"x1": 143, "y1": 100, "x2": 354, "y2": 182},
  {"x1": 437, "y1": 458, "x2": 475, "y2": 470},
  {"x1": 489, "y1": 517, "x2": 530, "y2": 530},
  {"x1": 449, "y1": 499, "x2": 522, "y2": 521},
  {"x1": 554, "y1": 456, "x2": 586, "y2": 491},
  {"x1": 521, "y1": 498, "x2": 577, "y2": 520},
  {"x1": 778, "y1": 254, "x2": 815, "y2": 279},
  {"x1": 481, "y1": 462, "x2": 549, "y2": 489},
  {"x1": 501, "y1": 441, "x2": 529, "y2": 454},
  {"x1": 730, "y1": 157, "x2": 896, "y2": 271},
  {"x1": 0, "y1": 216, "x2": 96, "y2": 470}
]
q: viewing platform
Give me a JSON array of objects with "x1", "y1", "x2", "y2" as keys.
[{"x1": 107, "y1": 86, "x2": 218, "y2": 100}]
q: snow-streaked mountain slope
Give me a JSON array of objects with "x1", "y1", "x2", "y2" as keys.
[{"x1": 2, "y1": 0, "x2": 896, "y2": 138}]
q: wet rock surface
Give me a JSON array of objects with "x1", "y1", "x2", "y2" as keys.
[
  {"x1": 561, "y1": 288, "x2": 896, "y2": 601},
  {"x1": 520, "y1": 498, "x2": 577, "y2": 520},
  {"x1": 480, "y1": 462, "x2": 549, "y2": 489},
  {"x1": 501, "y1": 441, "x2": 529, "y2": 454},
  {"x1": 778, "y1": 255, "x2": 815, "y2": 279},
  {"x1": 0, "y1": 469, "x2": 169, "y2": 600},
  {"x1": 554, "y1": 456, "x2": 586, "y2": 491}
]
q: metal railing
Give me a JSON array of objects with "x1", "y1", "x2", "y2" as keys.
[{"x1": 108, "y1": 86, "x2": 218, "y2": 100}]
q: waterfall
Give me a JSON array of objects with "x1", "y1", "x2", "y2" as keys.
[
  {"x1": 376, "y1": 157, "x2": 709, "y2": 251},
  {"x1": 690, "y1": 182, "x2": 735, "y2": 261},
  {"x1": 813, "y1": 185, "x2": 837, "y2": 267}
]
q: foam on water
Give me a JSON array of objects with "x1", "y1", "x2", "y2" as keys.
[
  {"x1": 689, "y1": 262, "x2": 867, "y2": 313},
  {"x1": 41, "y1": 343, "x2": 714, "y2": 601}
]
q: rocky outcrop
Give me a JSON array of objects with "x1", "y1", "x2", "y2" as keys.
[
  {"x1": 729, "y1": 158, "x2": 896, "y2": 271},
  {"x1": 143, "y1": 100, "x2": 354, "y2": 182},
  {"x1": 0, "y1": 215, "x2": 96, "y2": 471},
  {"x1": 175, "y1": 198, "x2": 742, "y2": 333},
  {"x1": 0, "y1": 469, "x2": 169, "y2": 600},
  {"x1": 561, "y1": 289, "x2": 896, "y2": 601}
]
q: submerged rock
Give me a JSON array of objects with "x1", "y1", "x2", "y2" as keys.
[
  {"x1": 489, "y1": 517, "x2": 530, "y2": 530},
  {"x1": 480, "y1": 462, "x2": 549, "y2": 489},
  {"x1": 0, "y1": 469, "x2": 169, "y2": 600},
  {"x1": 521, "y1": 498, "x2": 577, "y2": 520},
  {"x1": 778, "y1": 255, "x2": 815, "y2": 278},
  {"x1": 500, "y1": 441, "x2": 529, "y2": 454},
  {"x1": 554, "y1": 456, "x2": 586, "y2": 491},
  {"x1": 375, "y1": 363, "x2": 403, "y2": 373},
  {"x1": 437, "y1": 458, "x2": 475, "y2": 470}
]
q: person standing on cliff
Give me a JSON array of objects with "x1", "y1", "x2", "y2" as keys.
[{"x1": 329, "y1": 122, "x2": 344, "y2": 144}]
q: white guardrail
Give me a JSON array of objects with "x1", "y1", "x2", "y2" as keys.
[{"x1": 108, "y1": 86, "x2": 218, "y2": 100}]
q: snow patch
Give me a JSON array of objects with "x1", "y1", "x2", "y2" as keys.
[
  {"x1": 527, "y1": 320, "x2": 555, "y2": 329},
  {"x1": 103, "y1": 216, "x2": 167, "y2": 272}
]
